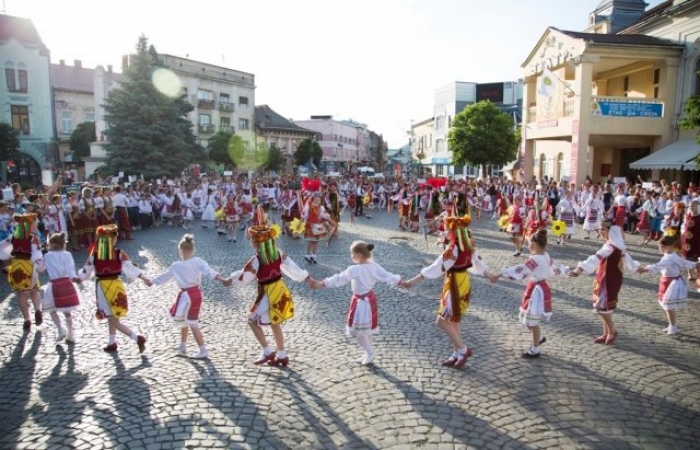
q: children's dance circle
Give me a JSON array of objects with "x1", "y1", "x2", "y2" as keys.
[{"x1": 4, "y1": 175, "x2": 699, "y2": 371}]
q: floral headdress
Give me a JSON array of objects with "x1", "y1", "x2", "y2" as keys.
[
  {"x1": 443, "y1": 213, "x2": 473, "y2": 252},
  {"x1": 94, "y1": 224, "x2": 118, "y2": 260},
  {"x1": 247, "y1": 206, "x2": 282, "y2": 264}
]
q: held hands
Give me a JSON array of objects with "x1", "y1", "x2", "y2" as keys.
[
  {"x1": 139, "y1": 275, "x2": 153, "y2": 287},
  {"x1": 220, "y1": 277, "x2": 233, "y2": 287},
  {"x1": 486, "y1": 271, "x2": 501, "y2": 284},
  {"x1": 569, "y1": 268, "x2": 581, "y2": 278},
  {"x1": 306, "y1": 277, "x2": 324, "y2": 289}
]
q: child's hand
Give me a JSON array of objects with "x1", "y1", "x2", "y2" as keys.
[
  {"x1": 71, "y1": 277, "x2": 81, "y2": 285},
  {"x1": 637, "y1": 265, "x2": 647, "y2": 274},
  {"x1": 221, "y1": 278, "x2": 233, "y2": 287}
]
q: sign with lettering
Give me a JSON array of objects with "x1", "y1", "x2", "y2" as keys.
[
  {"x1": 591, "y1": 100, "x2": 663, "y2": 118},
  {"x1": 476, "y1": 82, "x2": 504, "y2": 103},
  {"x1": 537, "y1": 119, "x2": 558, "y2": 129}
]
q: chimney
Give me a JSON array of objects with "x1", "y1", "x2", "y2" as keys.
[
  {"x1": 74, "y1": 60, "x2": 82, "y2": 69},
  {"x1": 59, "y1": 59, "x2": 65, "y2": 66},
  {"x1": 122, "y1": 55, "x2": 129, "y2": 71},
  {"x1": 107, "y1": 65, "x2": 113, "y2": 73}
]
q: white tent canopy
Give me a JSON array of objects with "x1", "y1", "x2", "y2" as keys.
[{"x1": 629, "y1": 140, "x2": 700, "y2": 171}]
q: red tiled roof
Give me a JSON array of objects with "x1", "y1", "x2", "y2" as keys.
[{"x1": 0, "y1": 14, "x2": 49, "y2": 56}]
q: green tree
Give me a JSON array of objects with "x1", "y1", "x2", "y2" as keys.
[
  {"x1": 69, "y1": 121, "x2": 95, "y2": 162},
  {"x1": 207, "y1": 130, "x2": 235, "y2": 168},
  {"x1": 103, "y1": 35, "x2": 200, "y2": 178},
  {"x1": 263, "y1": 143, "x2": 285, "y2": 172},
  {"x1": 0, "y1": 123, "x2": 21, "y2": 162},
  {"x1": 681, "y1": 94, "x2": 700, "y2": 166},
  {"x1": 294, "y1": 138, "x2": 323, "y2": 167},
  {"x1": 448, "y1": 101, "x2": 518, "y2": 175}
]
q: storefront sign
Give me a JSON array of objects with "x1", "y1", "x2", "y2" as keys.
[
  {"x1": 432, "y1": 157, "x2": 452, "y2": 165},
  {"x1": 591, "y1": 100, "x2": 663, "y2": 118},
  {"x1": 537, "y1": 119, "x2": 558, "y2": 129}
]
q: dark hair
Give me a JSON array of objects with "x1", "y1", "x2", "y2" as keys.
[
  {"x1": 659, "y1": 235, "x2": 676, "y2": 247},
  {"x1": 531, "y1": 229, "x2": 547, "y2": 248}
]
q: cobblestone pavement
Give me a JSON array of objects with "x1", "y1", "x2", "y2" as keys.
[{"x1": 1, "y1": 209, "x2": 699, "y2": 449}]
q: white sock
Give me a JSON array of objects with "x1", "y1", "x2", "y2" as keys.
[
  {"x1": 50, "y1": 313, "x2": 62, "y2": 329},
  {"x1": 199, "y1": 345, "x2": 207, "y2": 353},
  {"x1": 108, "y1": 334, "x2": 117, "y2": 345},
  {"x1": 278, "y1": 350, "x2": 287, "y2": 359},
  {"x1": 356, "y1": 335, "x2": 373, "y2": 353},
  {"x1": 263, "y1": 345, "x2": 273, "y2": 355},
  {"x1": 458, "y1": 346, "x2": 468, "y2": 355},
  {"x1": 530, "y1": 346, "x2": 540, "y2": 354}
]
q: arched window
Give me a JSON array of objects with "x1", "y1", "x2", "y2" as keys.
[
  {"x1": 556, "y1": 153, "x2": 564, "y2": 181},
  {"x1": 5, "y1": 60, "x2": 16, "y2": 92},
  {"x1": 539, "y1": 153, "x2": 547, "y2": 180}
]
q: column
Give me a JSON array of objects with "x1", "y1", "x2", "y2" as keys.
[
  {"x1": 660, "y1": 58, "x2": 680, "y2": 145},
  {"x1": 523, "y1": 138, "x2": 534, "y2": 182},
  {"x1": 571, "y1": 56, "x2": 595, "y2": 184}
]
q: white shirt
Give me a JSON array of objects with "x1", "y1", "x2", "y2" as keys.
[
  {"x1": 500, "y1": 253, "x2": 569, "y2": 282},
  {"x1": 112, "y1": 193, "x2": 128, "y2": 208},
  {"x1": 645, "y1": 252, "x2": 696, "y2": 278},
  {"x1": 44, "y1": 250, "x2": 77, "y2": 280},
  {"x1": 152, "y1": 257, "x2": 219, "y2": 289},
  {"x1": 323, "y1": 261, "x2": 401, "y2": 296}
]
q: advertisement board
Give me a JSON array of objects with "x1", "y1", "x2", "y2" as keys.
[{"x1": 476, "y1": 82, "x2": 504, "y2": 103}]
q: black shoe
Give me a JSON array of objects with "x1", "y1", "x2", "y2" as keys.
[
  {"x1": 304, "y1": 256, "x2": 313, "y2": 264},
  {"x1": 311, "y1": 257, "x2": 318, "y2": 264}
]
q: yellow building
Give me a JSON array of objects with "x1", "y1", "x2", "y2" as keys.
[{"x1": 521, "y1": 0, "x2": 699, "y2": 185}]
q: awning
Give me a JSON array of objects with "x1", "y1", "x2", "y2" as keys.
[{"x1": 629, "y1": 140, "x2": 700, "y2": 171}]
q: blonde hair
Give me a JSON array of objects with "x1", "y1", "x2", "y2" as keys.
[
  {"x1": 179, "y1": 234, "x2": 195, "y2": 256},
  {"x1": 351, "y1": 240, "x2": 374, "y2": 262}
]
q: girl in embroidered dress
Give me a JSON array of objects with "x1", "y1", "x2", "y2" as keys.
[
  {"x1": 301, "y1": 180, "x2": 329, "y2": 264},
  {"x1": 8, "y1": 213, "x2": 46, "y2": 330},
  {"x1": 80, "y1": 187, "x2": 98, "y2": 246},
  {"x1": 506, "y1": 197, "x2": 526, "y2": 256},
  {"x1": 42, "y1": 232, "x2": 81, "y2": 343},
  {"x1": 309, "y1": 241, "x2": 403, "y2": 365},
  {"x1": 582, "y1": 188, "x2": 604, "y2": 239},
  {"x1": 223, "y1": 208, "x2": 309, "y2": 366},
  {"x1": 404, "y1": 214, "x2": 488, "y2": 368},
  {"x1": 141, "y1": 234, "x2": 227, "y2": 358},
  {"x1": 487, "y1": 229, "x2": 570, "y2": 358},
  {"x1": 556, "y1": 190, "x2": 576, "y2": 245},
  {"x1": 200, "y1": 189, "x2": 217, "y2": 229},
  {"x1": 637, "y1": 235, "x2": 698, "y2": 335},
  {"x1": 571, "y1": 221, "x2": 640, "y2": 345},
  {"x1": 78, "y1": 224, "x2": 149, "y2": 353}
]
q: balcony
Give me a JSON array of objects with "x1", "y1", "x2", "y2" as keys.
[
  {"x1": 198, "y1": 99, "x2": 216, "y2": 109},
  {"x1": 198, "y1": 124, "x2": 216, "y2": 133},
  {"x1": 219, "y1": 125, "x2": 235, "y2": 133},
  {"x1": 219, "y1": 102, "x2": 235, "y2": 112}
]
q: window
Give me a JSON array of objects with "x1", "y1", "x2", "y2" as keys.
[
  {"x1": 220, "y1": 93, "x2": 230, "y2": 103},
  {"x1": 5, "y1": 61, "x2": 15, "y2": 92},
  {"x1": 238, "y1": 118, "x2": 249, "y2": 130},
  {"x1": 239, "y1": 96, "x2": 248, "y2": 107},
  {"x1": 11, "y1": 105, "x2": 29, "y2": 135},
  {"x1": 623, "y1": 76, "x2": 629, "y2": 96},
  {"x1": 61, "y1": 110, "x2": 73, "y2": 134},
  {"x1": 84, "y1": 108, "x2": 95, "y2": 122},
  {"x1": 653, "y1": 68, "x2": 660, "y2": 99},
  {"x1": 17, "y1": 63, "x2": 27, "y2": 92},
  {"x1": 197, "y1": 90, "x2": 213, "y2": 101},
  {"x1": 198, "y1": 114, "x2": 211, "y2": 125},
  {"x1": 220, "y1": 117, "x2": 231, "y2": 130}
]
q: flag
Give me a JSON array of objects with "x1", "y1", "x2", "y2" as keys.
[{"x1": 537, "y1": 67, "x2": 556, "y2": 99}]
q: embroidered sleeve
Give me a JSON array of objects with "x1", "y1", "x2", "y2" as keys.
[
  {"x1": 577, "y1": 244, "x2": 614, "y2": 275},
  {"x1": 468, "y1": 251, "x2": 489, "y2": 276},
  {"x1": 500, "y1": 258, "x2": 536, "y2": 281},
  {"x1": 324, "y1": 267, "x2": 354, "y2": 289},
  {"x1": 230, "y1": 257, "x2": 258, "y2": 286}
]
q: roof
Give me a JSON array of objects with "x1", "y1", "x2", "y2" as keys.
[
  {"x1": 254, "y1": 105, "x2": 317, "y2": 134},
  {"x1": 0, "y1": 15, "x2": 49, "y2": 56},
  {"x1": 629, "y1": 140, "x2": 700, "y2": 171},
  {"x1": 51, "y1": 64, "x2": 124, "y2": 93},
  {"x1": 620, "y1": 0, "x2": 674, "y2": 31},
  {"x1": 555, "y1": 28, "x2": 683, "y2": 47}
]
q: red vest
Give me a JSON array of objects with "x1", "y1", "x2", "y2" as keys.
[
  {"x1": 95, "y1": 250, "x2": 122, "y2": 277},
  {"x1": 452, "y1": 247, "x2": 473, "y2": 270},
  {"x1": 256, "y1": 255, "x2": 282, "y2": 284}
]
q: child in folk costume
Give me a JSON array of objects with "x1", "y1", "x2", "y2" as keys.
[
  {"x1": 661, "y1": 202, "x2": 685, "y2": 250},
  {"x1": 301, "y1": 179, "x2": 329, "y2": 264},
  {"x1": 78, "y1": 224, "x2": 149, "y2": 353},
  {"x1": 611, "y1": 185, "x2": 628, "y2": 229},
  {"x1": 41, "y1": 232, "x2": 81, "y2": 343},
  {"x1": 142, "y1": 234, "x2": 227, "y2": 359},
  {"x1": 637, "y1": 191, "x2": 654, "y2": 244},
  {"x1": 682, "y1": 200, "x2": 700, "y2": 282},
  {"x1": 223, "y1": 208, "x2": 309, "y2": 366},
  {"x1": 47, "y1": 194, "x2": 68, "y2": 234},
  {"x1": 223, "y1": 195, "x2": 240, "y2": 242},
  {"x1": 487, "y1": 229, "x2": 571, "y2": 358},
  {"x1": 556, "y1": 190, "x2": 576, "y2": 245},
  {"x1": 308, "y1": 241, "x2": 404, "y2": 365},
  {"x1": 200, "y1": 189, "x2": 217, "y2": 229},
  {"x1": 66, "y1": 191, "x2": 83, "y2": 251},
  {"x1": 404, "y1": 214, "x2": 488, "y2": 368},
  {"x1": 80, "y1": 187, "x2": 98, "y2": 246},
  {"x1": 8, "y1": 213, "x2": 45, "y2": 330},
  {"x1": 506, "y1": 197, "x2": 526, "y2": 256},
  {"x1": 280, "y1": 186, "x2": 301, "y2": 237},
  {"x1": 571, "y1": 221, "x2": 640, "y2": 345},
  {"x1": 638, "y1": 235, "x2": 698, "y2": 335}
]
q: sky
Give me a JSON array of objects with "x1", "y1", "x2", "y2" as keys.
[{"x1": 7, "y1": 0, "x2": 666, "y2": 148}]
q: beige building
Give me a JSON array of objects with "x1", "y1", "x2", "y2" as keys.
[
  {"x1": 158, "y1": 54, "x2": 255, "y2": 146},
  {"x1": 410, "y1": 117, "x2": 434, "y2": 176},
  {"x1": 254, "y1": 105, "x2": 319, "y2": 173},
  {"x1": 520, "y1": 0, "x2": 699, "y2": 185}
]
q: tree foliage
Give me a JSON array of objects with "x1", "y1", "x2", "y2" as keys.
[
  {"x1": 0, "y1": 123, "x2": 21, "y2": 162},
  {"x1": 448, "y1": 101, "x2": 518, "y2": 173},
  {"x1": 681, "y1": 94, "x2": 700, "y2": 166},
  {"x1": 69, "y1": 121, "x2": 95, "y2": 162},
  {"x1": 207, "y1": 130, "x2": 235, "y2": 168},
  {"x1": 263, "y1": 144, "x2": 285, "y2": 172},
  {"x1": 294, "y1": 138, "x2": 323, "y2": 167},
  {"x1": 103, "y1": 35, "x2": 201, "y2": 178}
]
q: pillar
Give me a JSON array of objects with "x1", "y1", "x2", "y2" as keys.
[{"x1": 571, "y1": 56, "x2": 595, "y2": 184}]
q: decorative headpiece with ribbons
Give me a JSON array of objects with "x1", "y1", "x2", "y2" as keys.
[
  {"x1": 94, "y1": 224, "x2": 118, "y2": 260},
  {"x1": 248, "y1": 206, "x2": 282, "y2": 265},
  {"x1": 443, "y1": 214, "x2": 473, "y2": 252}
]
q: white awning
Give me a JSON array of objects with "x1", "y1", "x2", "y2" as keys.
[{"x1": 629, "y1": 140, "x2": 700, "y2": 171}]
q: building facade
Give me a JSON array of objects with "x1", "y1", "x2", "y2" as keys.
[
  {"x1": 520, "y1": 0, "x2": 699, "y2": 185},
  {"x1": 0, "y1": 14, "x2": 55, "y2": 186},
  {"x1": 410, "y1": 117, "x2": 434, "y2": 177},
  {"x1": 293, "y1": 116, "x2": 370, "y2": 173},
  {"x1": 158, "y1": 54, "x2": 256, "y2": 147},
  {"x1": 254, "y1": 105, "x2": 318, "y2": 173}
]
